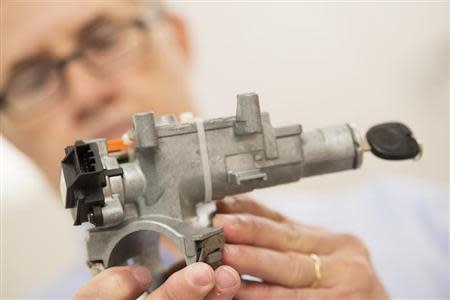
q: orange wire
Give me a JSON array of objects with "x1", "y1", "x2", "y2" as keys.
[{"x1": 107, "y1": 138, "x2": 128, "y2": 153}]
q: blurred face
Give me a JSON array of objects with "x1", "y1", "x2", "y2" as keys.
[{"x1": 1, "y1": 0, "x2": 193, "y2": 186}]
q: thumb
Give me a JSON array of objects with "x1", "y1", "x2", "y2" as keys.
[
  {"x1": 147, "y1": 262, "x2": 215, "y2": 300},
  {"x1": 74, "y1": 265, "x2": 152, "y2": 300}
]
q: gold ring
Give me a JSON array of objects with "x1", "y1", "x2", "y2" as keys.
[{"x1": 310, "y1": 253, "x2": 322, "y2": 288}]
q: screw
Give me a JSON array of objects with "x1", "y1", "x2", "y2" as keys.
[
  {"x1": 88, "y1": 211, "x2": 96, "y2": 224},
  {"x1": 254, "y1": 153, "x2": 263, "y2": 161}
]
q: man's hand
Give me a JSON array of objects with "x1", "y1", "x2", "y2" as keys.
[
  {"x1": 74, "y1": 262, "x2": 240, "y2": 300},
  {"x1": 214, "y1": 195, "x2": 390, "y2": 300}
]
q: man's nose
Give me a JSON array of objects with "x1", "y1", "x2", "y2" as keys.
[{"x1": 64, "y1": 61, "x2": 119, "y2": 122}]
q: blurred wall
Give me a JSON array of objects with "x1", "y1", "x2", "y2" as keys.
[
  {"x1": 173, "y1": 2, "x2": 449, "y2": 190},
  {"x1": 1, "y1": 2, "x2": 448, "y2": 298}
]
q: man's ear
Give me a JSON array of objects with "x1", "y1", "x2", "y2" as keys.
[{"x1": 164, "y1": 12, "x2": 191, "y2": 66}]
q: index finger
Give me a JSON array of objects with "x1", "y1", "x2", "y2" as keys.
[
  {"x1": 146, "y1": 262, "x2": 215, "y2": 300},
  {"x1": 216, "y1": 195, "x2": 324, "y2": 232},
  {"x1": 216, "y1": 195, "x2": 287, "y2": 223},
  {"x1": 214, "y1": 213, "x2": 337, "y2": 254}
]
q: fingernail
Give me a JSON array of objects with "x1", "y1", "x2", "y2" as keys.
[
  {"x1": 223, "y1": 196, "x2": 236, "y2": 206},
  {"x1": 187, "y1": 263, "x2": 213, "y2": 287},
  {"x1": 216, "y1": 266, "x2": 239, "y2": 290},
  {"x1": 213, "y1": 214, "x2": 233, "y2": 227},
  {"x1": 223, "y1": 244, "x2": 237, "y2": 257},
  {"x1": 130, "y1": 265, "x2": 152, "y2": 289}
]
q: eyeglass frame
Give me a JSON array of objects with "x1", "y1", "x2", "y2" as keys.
[{"x1": 0, "y1": 11, "x2": 164, "y2": 114}]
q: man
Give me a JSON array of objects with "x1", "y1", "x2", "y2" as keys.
[{"x1": 1, "y1": 1, "x2": 389, "y2": 299}]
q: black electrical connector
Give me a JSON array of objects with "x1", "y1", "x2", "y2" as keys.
[{"x1": 61, "y1": 141, "x2": 122, "y2": 226}]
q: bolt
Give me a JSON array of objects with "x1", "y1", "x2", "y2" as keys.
[
  {"x1": 88, "y1": 211, "x2": 96, "y2": 225},
  {"x1": 254, "y1": 153, "x2": 263, "y2": 161}
]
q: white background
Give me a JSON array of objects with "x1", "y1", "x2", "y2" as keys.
[{"x1": 1, "y1": 1, "x2": 449, "y2": 298}]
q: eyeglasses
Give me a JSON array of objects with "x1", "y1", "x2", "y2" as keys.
[{"x1": 0, "y1": 13, "x2": 161, "y2": 117}]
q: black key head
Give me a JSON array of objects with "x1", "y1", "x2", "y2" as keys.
[{"x1": 366, "y1": 122, "x2": 421, "y2": 160}]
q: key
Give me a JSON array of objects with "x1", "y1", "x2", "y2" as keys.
[{"x1": 365, "y1": 122, "x2": 421, "y2": 160}]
